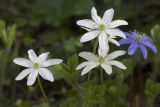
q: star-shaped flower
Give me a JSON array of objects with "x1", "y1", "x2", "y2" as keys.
[
  {"x1": 77, "y1": 7, "x2": 128, "y2": 50},
  {"x1": 76, "y1": 48, "x2": 126, "y2": 75},
  {"x1": 13, "y1": 49, "x2": 63, "y2": 86},
  {"x1": 119, "y1": 31, "x2": 157, "y2": 59}
]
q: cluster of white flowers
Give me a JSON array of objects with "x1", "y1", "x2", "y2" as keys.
[
  {"x1": 76, "y1": 7, "x2": 128, "y2": 75},
  {"x1": 13, "y1": 7, "x2": 128, "y2": 86}
]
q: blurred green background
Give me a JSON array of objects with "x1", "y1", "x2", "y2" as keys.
[{"x1": 0, "y1": 0, "x2": 160, "y2": 107}]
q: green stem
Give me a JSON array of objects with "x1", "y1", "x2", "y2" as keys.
[
  {"x1": 100, "y1": 68, "x2": 103, "y2": 84},
  {"x1": 37, "y1": 76, "x2": 51, "y2": 107},
  {"x1": 92, "y1": 39, "x2": 98, "y2": 54},
  {"x1": 0, "y1": 50, "x2": 8, "y2": 100},
  {"x1": 151, "y1": 53, "x2": 159, "y2": 81},
  {"x1": 87, "y1": 72, "x2": 91, "y2": 81}
]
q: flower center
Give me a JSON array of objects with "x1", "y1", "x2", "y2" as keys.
[
  {"x1": 135, "y1": 34, "x2": 143, "y2": 41},
  {"x1": 99, "y1": 56, "x2": 105, "y2": 63},
  {"x1": 98, "y1": 24, "x2": 106, "y2": 31},
  {"x1": 33, "y1": 62, "x2": 41, "y2": 69}
]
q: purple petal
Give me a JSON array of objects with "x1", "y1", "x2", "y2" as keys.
[
  {"x1": 141, "y1": 35, "x2": 153, "y2": 42},
  {"x1": 119, "y1": 38, "x2": 133, "y2": 45},
  {"x1": 124, "y1": 32, "x2": 134, "y2": 38},
  {"x1": 139, "y1": 44, "x2": 147, "y2": 59},
  {"x1": 124, "y1": 32, "x2": 131, "y2": 37},
  {"x1": 141, "y1": 40, "x2": 157, "y2": 53},
  {"x1": 128, "y1": 41, "x2": 138, "y2": 55},
  {"x1": 131, "y1": 32, "x2": 138, "y2": 37}
]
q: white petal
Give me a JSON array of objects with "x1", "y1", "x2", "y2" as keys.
[
  {"x1": 80, "y1": 27, "x2": 90, "y2": 31},
  {"x1": 39, "y1": 68, "x2": 54, "y2": 82},
  {"x1": 79, "y1": 52, "x2": 98, "y2": 62},
  {"x1": 98, "y1": 47, "x2": 108, "y2": 58},
  {"x1": 105, "y1": 29, "x2": 126, "y2": 38},
  {"x1": 80, "y1": 30, "x2": 99, "y2": 42},
  {"x1": 27, "y1": 70, "x2": 38, "y2": 86},
  {"x1": 42, "y1": 59, "x2": 63, "y2": 67},
  {"x1": 107, "y1": 50, "x2": 126, "y2": 61},
  {"x1": 15, "y1": 68, "x2": 33, "y2": 80},
  {"x1": 102, "y1": 8, "x2": 114, "y2": 24},
  {"x1": 77, "y1": 19, "x2": 98, "y2": 29},
  {"x1": 76, "y1": 61, "x2": 92, "y2": 70},
  {"x1": 101, "y1": 64, "x2": 112, "y2": 75},
  {"x1": 107, "y1": 60, "x2": 126, "y2": 69},
  {"x1": 98, "y1": 32, "x2": 109, "y2": 51},
  {"x1": 13, "y1": 58, "x2": 32, "y2": 67},
  {"x1": 109, "y1": 20, "x2": 128, "y2": 28},
  {"x1": 109, "y1": 38, "x2": 120, "y2": 46},
  {"x1": 28, "y1": 49, "x2": 37, "y2": 62},
  {"x1": 38, "y1": 52, "x2": 49, "y2": 63},
  {"x1": 91, "y1": 7, "x2": 101, "y2": 24},
  {"x1": 81, "y1": 63, "x2": 99, "y2": 75}
]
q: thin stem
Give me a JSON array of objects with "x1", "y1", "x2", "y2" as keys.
[
  {"x1": 92, "y1": 39, "x2": 98, "y2": 54},
  {"x1": 100, "y1": 68, "x2": 103, "y2": 84},
  {"x1": 37, "y1": 76, "x2": 51, "y2": 107},
  {"x1": 0, "y1": 50, "x2": 9, "y2": 100},
  {"x1": 87, "y1": 72, "x2": 91, "y2": 81},
  {"x1": 151, "y1": 53, "x2": 159, "y2": 81}
]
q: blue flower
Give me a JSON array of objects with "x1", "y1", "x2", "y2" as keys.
[{"x1": 119, "y1": 31, "x2": 157, "y2": 59}]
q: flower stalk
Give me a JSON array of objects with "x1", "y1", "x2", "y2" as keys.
[
  {"x1": 100, "y1": 68, "x2": 103, "y2": 84},
  {"x1": 37, "y1": 76, "x2": 51, "y2": 107}
]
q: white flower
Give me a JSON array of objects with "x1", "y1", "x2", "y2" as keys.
[
  {"x1": 77, "y1": 7, "x2": 128, "y2": 50},
  {"x1": 13, "y1": 49, "x2": 63, "y2": 86},
  {"x1": 76, "y1": 48, "x2": 126, "y2": 75}
]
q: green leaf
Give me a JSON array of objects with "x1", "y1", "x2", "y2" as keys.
[
  {"x1": 49, "y1": 65, "x2": 64, "y2": 80},
  {"x1": 64, "y1": 37, "x2": 82, "y2": 53},
  {"x1": 60, "y1": 97, "x2": 82, "y2": 107},
  {"x1": 151, "y1": 24, "x2": 160, "y2": 39},
  {"x1": 54, "y1": 63, "x2": 80, "y2": 84},
  {"x1": 0, "y1": 20, "x2": 5, "y2": 32},
  {"x1": 145, "y1": 79, "x2": 160, "y2": 99},
  {"x1": 151, "y1": 24, "x2": 160, "y2": 49},
  {"x1": 86, "y1": 84, "x2": 106, "y2": 104},
  {"x1": 67, "y1": 54, "x2": 78, "y2": 70},
  {"x1": 0, "y1": 20, "x2": 7, "y2": 42},
  {"x1": 6, "y1": 24, "x2": 16, "y2": 48},
  {"x1": 103, "y1": 79, "x2": 129, "y2": 107},
  {"x1": 81, "y1": 81, "x2": 106, "y2": 105}
]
